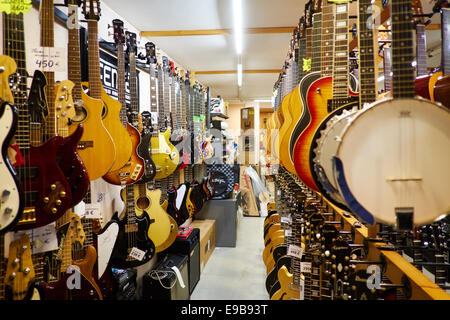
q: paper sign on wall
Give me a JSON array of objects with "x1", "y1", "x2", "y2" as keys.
[{"x1": 31, "y1": 47, "x2": 66, "y2": 72}]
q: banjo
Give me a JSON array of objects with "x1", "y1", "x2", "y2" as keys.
[
  {"x1": 311, "y1": 0, "x2": 378, "y2": 210},
  {"x1": 332, "y1": 0, "x2": 450, "y2": 228}
]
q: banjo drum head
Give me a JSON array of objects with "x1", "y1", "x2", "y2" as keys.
[{"x1": 334, "y1": 98, "x2": 450, "y2": 226}]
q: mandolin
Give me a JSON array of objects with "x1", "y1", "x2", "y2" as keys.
[
  {"x1": 293, "y1": 0, "x2": 358, "y2": 192},
  {"x1": 0, "y1": 54, "x2": 23, "y2": 233},
  {"x1": 67, "y1": 0, "x2": 116, "y2": 181},
  {"x1": 103, "y1": 25, "x2": 144, "y2": 185},
  {"x1": 332, "y1": 0, "x2": 450, "y2": 227}
]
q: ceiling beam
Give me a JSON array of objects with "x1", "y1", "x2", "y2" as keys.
[
  {"x1": 140, "y1": 27, "x2": 295, "y2": 37},
  {"x1": 195, "y1": 69, "x2": 281, "y2": 75}
]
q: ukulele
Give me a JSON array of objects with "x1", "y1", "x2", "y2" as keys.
[
  {"x1": 0, "y1": 53, "x2": 23, "y2": 233},
  {"x1": 103, "y1": 26, "x2": 144, "y2": 185},
  {"x1": 333, "y1": 0, "x2": 450, "y2": 227},
  {"x1": 8, "y1": 4, "x2": 71, "y2": 230},
  {"x1": 83, "y1": 0, "x2": 133, "y2": 175},
  {"x1": 67, "y1": 0, "x2": 116, "y2": 181}
]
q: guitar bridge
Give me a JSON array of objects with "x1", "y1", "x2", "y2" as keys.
[{"x1": 125, "y1": 224, "x2": 138, "y2": 233}]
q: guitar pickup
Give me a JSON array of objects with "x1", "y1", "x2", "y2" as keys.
[
  {"x1": 78, "y1": 141, "x2": 94, "y2": 149},
  {"x1": 17, "y1": 207, "x2": 36, "y2": 225},
  {"x1": 130, "y1": 164, "x2": 143, "y2": 180}
]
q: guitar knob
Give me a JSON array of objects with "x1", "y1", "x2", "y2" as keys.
[
  {"x1": 9, "y1": 272, "x2": 16, "y2": 280},
  {"x1": 89, "y1": 290, "x2": 94, "y2": 296},
  {"x1": 51, "y1": 207, "x2": 58, "y2": 214},
  {"x1": 43, "y1": 197, "x2": 50, "y2": 203},
  {"x1": 50, "y1": 184, "x2": 56, "y2": 190},
  {"x1": 12, "y1": 258, "x2": 19, "y2": 266},
  {"x1": 59, "y1": 191, "x2": 66, "y2": 198},
  {"x1": 23, "y1": 268, "x2": 31, "y2": 275},
  {"x1": 55, "y1": 200, "x2": 62, "y2": 206}
]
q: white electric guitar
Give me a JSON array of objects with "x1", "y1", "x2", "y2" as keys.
[{"x1": 332, "y1": 0, "x2": 450, "y2": 228}]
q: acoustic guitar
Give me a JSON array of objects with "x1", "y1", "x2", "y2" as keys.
[
  {"x1": 67, "y1": 0, "x2": 116, "y2": 181},
  {"x1": 103, "y1": 26, "x2": 144, "y2": 185}
]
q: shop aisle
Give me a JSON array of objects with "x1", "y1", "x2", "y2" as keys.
[{"x1": 190, "y1": 214, "x2": 268, "y2": 300}]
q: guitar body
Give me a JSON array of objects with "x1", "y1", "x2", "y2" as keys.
[
  {"x1": 152, "y1": 129, "x2": 180, "y2": 180},
  {"x1": 176, "y1": 182, "x2": 191, "y2": 221},
  {"x1": 0, "y1": 102, "x2": 23, "y2": 233},
  {"x1": 263, "y1": 214, "x2": 279, "y2": 229},
  {"x1": 72, "y1": 245, "x2": 103, "y2": 299},
  {"x1": 157, "y1": 212, "x2": 178, "y2": 252},
  {"x1": 185, "y1": 187, "x2": 196, "y2": 218},
  {"x1": 264, "y1": 223, "x2": 281, "y2": 244},
  {"x1": 270, "y1": 100, "x2": 286, "y2": 162},
  {"x1": 69, "y1": 89, "x2": 116, "y2": 180},
  {"x1": 56, "y1": 124, "x2": 89, "y2": 207},
  {"x1": 136, "y1": 130, "x2": 157, "y2": 183},
  {"x1": 293, "y1": 75, "x2": 357, "y2": 190},
  {"x1": 266, "y1": 255, "x2": 292, "y2": 297},
  {"x1": 429, "y1": 71, "x2": 443, "y2": 102},
  {"x1": 166, "y1": 187, "x2": 184, "y2": 224},
  {"x1": 262, "y1": 235, "x2": 284, "y2": 267},
  {"x1": 15, "y1": 136, "x2": 72, "y2": 230},
  {"x1": 110, "y1": 210, "x2": 155, "y2": 269},
  {"x1": 434, "y1": 74, "x2": 450, "y2": 109},
  {"x1": 103, "y1": 123, "x2": 144, "y2": 185},
  {"x1": 271, "y1": 265, "x2": 301, "y2": 300},
  {"x1": 278, "y1": 93, "x2": 294, "y2": 171},
  {"x1": 38, "y1": 272, "x2": 102, "y2": 300},
  {"x1": 414, "y1": 74, "x2": 431, "y2": 100},
  {"x1": 99, "y1": 86, "x2": 132, "y2": 172},
  {"x1": 0, "y1": 55, "x2": 16, "y2": 103},
  {"x1": 133, "y1": 187, "x2": 171, "y2": 252}
]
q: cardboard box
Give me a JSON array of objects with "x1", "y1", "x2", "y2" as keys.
[{"x1": 189, "y1": 219, "x2": 216, "y2": 273}]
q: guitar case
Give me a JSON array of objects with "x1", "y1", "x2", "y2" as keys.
[{"x1": 206, "y1": 164, "x2": 237, "y2": 200}]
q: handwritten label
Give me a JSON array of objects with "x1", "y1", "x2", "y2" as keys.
[
  {"x1": 0, "y1": 0, "x2": 31, "y2": 14},
  {"x1": 284, "y1": 229, "x2": 292, "y2": 237},
  {"x1": 84, "y1": 203, "x2": 101, "y2": 219},
  {"x1": 31, "y1": 47, "x2": 65, "y2": 72},
  {"x1": 280, "y1": 215, "x2": 292, "y2": 224},
  {"x1": 301, "y1": 262, "x2": 312, "y2": 273},
  {"x1": 4, "y1": 223, "x2": 58, "y2": 257},
  {"x1": 128, "y1": 247, "x2": 146, "y2": 261},
  {"x1": 287, "y1": 245, "x2": 303, "y2": 259}
]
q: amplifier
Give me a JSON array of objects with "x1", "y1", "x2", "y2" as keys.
[
  {"x1": 166, "y1": 228, "x2": 200, "y2": 294},
  {"x1": 111, "y1": 268, "x2": 137, "y2": 300},
  {"x1": 142, "y1": 253, "x2": 190, "y2": 300}
]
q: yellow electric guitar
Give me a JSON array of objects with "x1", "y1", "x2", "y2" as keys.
[
  {"x1": 67, "y1": 0, "x2": 116, "y2": 180},
  {"x1": 82, "y1": 0, "x2": 133, "y2": 174},
  {"x1": 133, "y1": 183, "x2": 171, "y2": 252},
  {"x1": 160, "y1": 200, "x2": 179, "y2": 251},
  {"x1": 0, "y1": 55, "x2": 16, "y2": 103}
]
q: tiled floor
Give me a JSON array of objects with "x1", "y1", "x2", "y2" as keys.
[{"x1": 190, "y1": 213, "x2": 268, "y2": 300}]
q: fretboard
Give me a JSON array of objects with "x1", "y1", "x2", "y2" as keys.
[
  {"x1": 67, "y1": 4, "x2": 83, "y2": 102},
  {"x1": 87, "y1": 20, "x2": 102, "y2": 100},
  {"x1": 157, "y1": 65, "x2": 165, "y2": 129},
  {"x1": 306, "y1": 28, "x2": 312, "y2": 60},
  {"x1": 383, "y1": 47, "x2": 392, "y2": 92},
  {"x1": 116, "y1": 43, "x2": 128, "y2": 125},
  {"x1": 125, "y1": 184, "x2": 136, "y2": 225},
  {"x1": 2, "y1": 12, "x2": 30, "y2": 149},
  {"x1": 416, "y1": 24, "x2": 428, "y2": 76},
  {"x1": 357, "y1": 0, "x2": 378, "y2": 107},
  {"x1": 129, "y1": 52, "x2": 139, "y2": 127},
  {"x1": 332, "y1": 3, "x2": 349, "y2": 99},
  {"x1": 391, "y1": 0, "x2": 415, "y2": 99},
  {"x1": 321, "y1": 2, "x2": 334, "y2": 77},
  {"x1": 441, "y1": 8, "x2": 450, "y2": 75},
  {"x1": 311, "y1": 13, "x2": 322, "y2": 73}
]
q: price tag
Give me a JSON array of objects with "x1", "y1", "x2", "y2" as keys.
[
  {"x1": 280, "y1": 215, "x2": 292, "y2": 224},
  {"x1": 301, "y1": 262, "x2": 312, "y2": 273},
  {"x1": 0, "y1": 0, "x2": 32, "y2": 14},
  {"x1": 287, "y1": 245, "x2": 303, "y2": 259},
  {"x1": 84, "y1": 203, "x2": 101, "y2": 219},
  {"x1": 128, "y1": 247, "x2": 146, "y2": 261},
  {"x1": 31, "y1": 47, "x2": 66, "y2": 72},
  {"x1": 284, "y1": 229, "x2": 292, "y2": 237}
]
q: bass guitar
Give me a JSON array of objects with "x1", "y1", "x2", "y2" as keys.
[{"x1": 103, "y1": 25, "x2": 144, "y2": 185}]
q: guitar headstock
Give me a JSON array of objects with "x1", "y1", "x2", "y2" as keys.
[
  {"x1": 330, "y1": 236, "x2": 351, "y2": 299},
  {"x1": 162, "y1": 56, "x2": 169, "y2": 72},
  {"x1": 55, "y1": 79, "x2": 75, "y2": 125},
  {"x1": 67, "y1": 212, "x2": 85, "y2": 247},
  {"x1": 144, "y1": 42, "x2": 157, "y2": 64},
  {"x1": 82, "y1": 0, "x2": 101, "y2": 21},
  {"x1": 312, "y1": 0, "x2": 322, "y2": 14},
  {"x1": 4, "y1": 234, "x2": 36, "y2": 300},
  {"x1": 126, "y1": 31, "x2": 138, "y2": 56},
  {"x1": 28, "y1": 70, "x2": 48, "y2": 124},
  {"x1": 112, "y1": 19, "x2": 125, "y2": 47},
  {"x1": 412, "y1": 0, "x2": 425, "y2": 25},
  {"x1": 169, "y1": 60, "x2": 176, "y2": 77},
  {"x1": 64, "y1": 0, "x2": 82, "y2": 6},
  {"x1": 298, "y1": 16, "x2": 306, "y2": 39}
]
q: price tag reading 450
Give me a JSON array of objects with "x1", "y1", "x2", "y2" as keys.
[
  {"x1": 31, "y1": 47, "x2": 66, "y2": 72},
  {"x1": 287, "y1": 244, "x2": 303, "y2": 259}
]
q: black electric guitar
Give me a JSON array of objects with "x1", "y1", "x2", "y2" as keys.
[{"x1": 110, "y1": 184, "x2": 155, "y2": 268}]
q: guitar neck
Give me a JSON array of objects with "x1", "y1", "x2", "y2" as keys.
[
  {"x1": 311, "y1": 13, "x2": 322, "y2": 73},
  {"x1": 416, "y1": 24, "x2": 428, "y2": 77},
  {"x1": 125, "y1": 184, "x2": 137, "y2": 224},
  {"x1": 358, "y1": 0, "x2": 378, "y2": 108},
  {"x1": 87, "y1": 19, "x2": 102, "y2": 100},
  {"x1": 321, "y1": 2, "x2": 334, "y2": 77},
  {"x1": 383, "y1": 47, "x2": 392, "y2": 92},
  {"x1": 391, "y1": 0, "x2": 415, "y2": 99},
  {"x1": 40, "y1": 0, "x2": 56, "y2": 139},
  {"x1": 442, "y1": 8, "x2": 450, "y2": 75},
  {"x1": 129, "y1": 52, "x2": 139, "y2": 127},
  {"x1": 157, "y1": 65, "x2": 165, "y2": 129},
  {"x1": 2, "y1": 12, "x2": 31, "y2": 149},
  {"x1": 117, "y1": 44, "x2": 128, "y2": 124},
  {"x1": 67, "y1": 5, "x2": 83, "y2": 102},
  {"x1": 332, "y1": 3, "x2": 349, "y2": 99}
]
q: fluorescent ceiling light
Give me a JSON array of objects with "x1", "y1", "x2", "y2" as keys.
[
  {"x1": 254, "y1": 99, "x2": 272, "y2": 102},
  {"x1": 237, "y1": 63, "x2": 243, "y2": 87},
  {"x1": 233, "y1": 0, "x2": 243, "y2": 55}
]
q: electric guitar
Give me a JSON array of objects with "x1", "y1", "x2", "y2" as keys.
[
  {"x1": 103, "y1": 25, "x2": 144, "y2": 185},
  {"x1": 110, "y1": 184, "x2": 155, "y2": 268},
  {"x1": 433, "y1": 7, "x2": 450, "y2": 109},
  {"x1": 83, "y1": 0, "x2": 133, "y2": 175},
  {"x1": 0, "y1": 54, "x2": 23, "y2": 233},
  {"x1": 67, "y1": 0, "x2": 116, "y2": 181}
]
